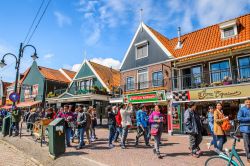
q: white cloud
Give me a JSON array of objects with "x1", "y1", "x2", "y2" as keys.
[
  {"x1": 54, "y1": 11, "x2": 72, "y2": 27},
  {"x1": 90, "y1": 57, "x2": 121, "y2": 69},
  {"x1": 44, "y1": 53, "x2": 54, "y2": 59},
  {"x1": 72, "y1": 64, "x2": 81, "y2": 72}
]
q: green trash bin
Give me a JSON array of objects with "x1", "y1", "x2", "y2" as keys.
[
  {"x1": 2, "y1": 116, "x2": 11, "y2": 137},
  {"x1": 48, "y1": 118, "x2": 65, "y2": 157}
]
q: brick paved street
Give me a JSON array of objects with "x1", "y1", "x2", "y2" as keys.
[
  {"x1": 0, "y1": 140, "x2": 38, "y2": 166},
  {"x1": 1, "y1": 127, "x2": 249, "y2": 166}
]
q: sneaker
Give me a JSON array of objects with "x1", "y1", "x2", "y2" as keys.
[
  {"x1": 157, "y1": 153, "x2": 163, "y2": 159},
  {"x1": 214, "y1": 148, "x2": 222, "y2": 154},
  {"x1": 206, "y1": 143, "x2": 211, "y2": 150},
  {"x1": 191, "y1": 153, "x2": 200, "y2": 158},
  {"x1": 121, "y1": 145, "x2": 126, "y2": 149},
  {"x1": 76, "y1": 146, "x2": 82, "y2": 150},
  {"x1": 145, "y1": 143, "x2": 151, "y2": 147},
  {"x1": 197, "y1": 150, "x2": 203, "y2": 155},
  {"x1": 109, "y1": 144, "x2": 114, "y2": 149}
]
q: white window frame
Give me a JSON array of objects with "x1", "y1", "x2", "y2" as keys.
[
  {"x1": 152, "y1": 70, "x2": 163, "y2": 87},
  {"x1": 137, "y1": 68, "x2": 149, "y2": 89},
  {"x1": 236, "y1": 54, "x2": 250, "y2": 80},
  {"x1": 135, "y1": 40, "x2": 149, "y2": 60},
  {"x1": 219, "y1": 19, "x2": 238, "y2": 39},
  {"x1": 209, "y1": 58, "x2": 231, "y2": 83},
  {"x1": 126, "y1": 76, "x2": 135, "y2": 91}
]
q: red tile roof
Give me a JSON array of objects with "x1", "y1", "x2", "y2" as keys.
[
  {"x1": 38, "y1": 66, "x2": 71, "y2": 83},
  {"x1": 147, "y1": 13, "x2": 250, "y2": 59},
  {"x1": 61, "y1": 68, "x2": 76, "y2": 79},
  {"x1": 9, "y1": 68, "x2": 31, "y2": 87},
  {"x1": 89, "y1": 61, "x2": 120, "y2": 90}
]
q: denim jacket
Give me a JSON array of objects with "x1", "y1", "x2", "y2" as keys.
[
  {"x1": 207, "y1": 112, "x2": 214, "y2": 132},
  {"x1": 237, "y1": 106, "x2": 250, "y2": 133}
]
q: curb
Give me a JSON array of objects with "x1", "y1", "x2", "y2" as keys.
[{"x1": 0, "y1": 139, "x2": 43, "y2": 166}]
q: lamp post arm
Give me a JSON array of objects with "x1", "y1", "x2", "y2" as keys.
[
  {"x1": 21, "y1": 44, "x2": 37, "y2": 57},
  {"x1": 1, "y1": 53, "x2": 18, "y2": 67}
]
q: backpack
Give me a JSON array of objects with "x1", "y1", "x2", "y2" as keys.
[{"x1": 221, "y1": 119, "x2": 231, "y2": 131}]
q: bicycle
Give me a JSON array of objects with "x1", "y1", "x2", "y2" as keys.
[{"x1": 205, "y1": 124, "x2": 250, "y2": 166}]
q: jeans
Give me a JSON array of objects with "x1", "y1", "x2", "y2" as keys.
[
  {"x1": 108, "y1": 125, "x2": 116, "y2": 145},
  {"x1": 242, "y1": 133, "x2": 250, "y2": 159},
  {"x1": 217, "y1": 135, "x2": 227, "y2": 151},
  {"x1": 10, "y1": 122, "x2": 19, "y2": 136},
  {"x1": 121, "y1": 126, "x2": 129, "y2": 146},
  {"x1": 65, "y1": 127, "x2": 72, "y2": 146},
  {"x1": 136, "y1": 126, "x2": 149, "y2": 145},
  {"x1": 153, "y1": 131, "x2": 162, "y2": 154},
  {"x1": 189, "y1": 132, "x2": 203, "y2": 153},
  {"x1": 114, "y1": 126, "x2": 122, "y2": 141},
  {"x1": 78, "y1": 127, "x2": 85, "y2": 147},
  {"x1": 209, "y1": 127, "x2": 217, "y2": 148},
  {"x1": 90, "y1": 126, "x2": 96, "y2": 139}
]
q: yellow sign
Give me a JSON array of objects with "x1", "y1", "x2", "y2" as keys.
[
  {"x1": 189, "y1": 84, "x2": 250, "y2": 100},
  {"x1": 5, "y1": 99, "x2": 13, "y2": 105}
]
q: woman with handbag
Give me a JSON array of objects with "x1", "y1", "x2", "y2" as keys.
[
  {"x1": 149, "y1": 105, "x2": 163, "y2": 159},
  {"x1": 214, "y1": 102, "x2": 229, "y2": 154}
]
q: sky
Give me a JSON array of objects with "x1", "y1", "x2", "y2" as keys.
[{"x1": 0, "y1": 0, "x2": 249, "y2": 82}]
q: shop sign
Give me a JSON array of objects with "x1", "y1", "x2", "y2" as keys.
[
  {"x1": 127, "y1": 91, "x2": 166, "y2": 104},
  {"x1": 189, "y1": 84, "x2": 250, "y2": 100},
  {"x1": 109, "y1": 97, "x2": 123, "y2": 103},
  {"x1": 172, "y1": 104, "x2": 182, "y2": 131},
  {"x1": 24, "y1": 84, "x2": 39, "y2": 100}
]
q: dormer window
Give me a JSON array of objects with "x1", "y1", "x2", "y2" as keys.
[
  {"x1": 135, "y1": 40, "x2": 148, "y2": 60},
  {"x1": 220, "y1": 19, "x2": 238, "y2": 39}
]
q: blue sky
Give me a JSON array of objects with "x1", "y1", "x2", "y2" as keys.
[{"x1": 0, "y1": 0, "x2": 250, "y2": 82}]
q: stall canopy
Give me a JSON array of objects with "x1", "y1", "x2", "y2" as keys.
[
  {"x1": 16, "y1": 101, "x2": 41, "y2": 108},
  {"x1": 0, "y1": 105, "x2": 12, "y2": 109}
]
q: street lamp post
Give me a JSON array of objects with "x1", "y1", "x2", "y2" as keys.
[{"x1": 0, "y1": 42, "x2": 38, "y2": 106}]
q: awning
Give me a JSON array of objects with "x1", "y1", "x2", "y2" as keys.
[
  {"x1": 16, "y1": 101, "x2": 41, "y2": 108},
  {"x1": 0, "y1": 105, "x2": 12, "y2": 110}
]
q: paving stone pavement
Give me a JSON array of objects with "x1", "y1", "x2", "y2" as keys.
[
  {"x1": 0, "y1": 140, "x2": 38, "y2": 166},
  {"x1": 1, "y1": 127, "x2": 249, "y2": 166}
]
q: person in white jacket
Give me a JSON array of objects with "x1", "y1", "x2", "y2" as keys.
[{"x1": 120, "y1": 103, "x2": 133, "y2": 149}]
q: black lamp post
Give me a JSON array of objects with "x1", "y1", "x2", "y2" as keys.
[{"x1": 0, "y1": 43, "x2": 38, "y2": 106}]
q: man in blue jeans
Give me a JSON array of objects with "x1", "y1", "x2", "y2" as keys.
[
  {"x1": 107, "y1": 106, "x2": 117, "y2": 148},
  {"x1": 76, "y1": 107, "x2": 87, "y2": 150},
  {"x1": 237, "y1": 97, "x2": 250, "y2": 163},
  {"x1": 135, "y1": 104, "x2": 150, "y2": 146}
]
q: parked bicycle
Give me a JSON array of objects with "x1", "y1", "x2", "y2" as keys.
[{"x1": 205, "y1": 124, "x2": 250, "y2": 166}]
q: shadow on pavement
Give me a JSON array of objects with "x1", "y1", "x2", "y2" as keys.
[{"x1": 62, "y1": 151, "x2": 88, "y2": 157}]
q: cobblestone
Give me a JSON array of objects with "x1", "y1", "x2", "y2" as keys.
[{"x1": 0, "y1": 140, "x2": 38, "y2": 166}]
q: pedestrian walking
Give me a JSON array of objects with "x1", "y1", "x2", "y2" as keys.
[
  {"x1": 84, "y1": 107, "x2": 92, "y2": 144},
  {"x1": 9, "y1": 106, "x2": 21, "y2": 137},
  {"x1": 184, "y1": 102, "x2": 203, "y2": 158},
  {"x1": 135, "y1": 104, "x2": 150, "y2": 147},
  {"x1": 207, "y1": 105, "x2": 218, "y2": 150},
  {"x1": 149, "y1": 105, "x2": 164, "y2": 159},
  {"x1": 27, "y1": 108, "x2": 38, "y2": 134},
  {"x1": 89, "y1": 107, "x2": 97, "y2": 141},
  {"x1": 120, "y1": 103, "x2": 133, "y2": 149},
  {"x1": 76, "y1": 107, "x2": 87, "y2": 150},
  {"x1": 107, "y1": 106, "x2": 117, "y2": 148},
  {"x1": 237, "y1": 97, "x2": 250, "y2": 163},
  {"x1": 57, "y1": 105, "x2": 74, "y2": 147},
  {"x1": 214, "y1": 102, "x2": 228, "y2": 154},
  {"x1": 114, "y1": 106, "x2": 122, "y2": 142}
]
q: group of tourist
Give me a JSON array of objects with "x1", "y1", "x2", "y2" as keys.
[
  {"x1": 184, "y1": 97, "x2": 250, "y2": 163},
  {"x1": 0, "y1": 97, "x2": 250, "y2": 162},
  {"x1": 107, "y1": 103, "x2": 165, "y2": 159}
]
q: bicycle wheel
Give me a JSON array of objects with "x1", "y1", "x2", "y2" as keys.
[{"x1": 205, "y1": 156, "x2": 237, "y2": 166}]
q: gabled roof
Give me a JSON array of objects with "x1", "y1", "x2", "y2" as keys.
[
  {"x1": 60, "y1": 69, "x2": 76, "y2": 79},
  {"x1": 89, "y1": 61, "x2": 120, "y2": 90},
  {"x1": 146, "y1": 13, "x2": 250, "y2": 60},
  {"x1": 38, "y1": 66, "x2": 72, "y2": 83},
  {"x1": 9, "y1": 67, "x2": 31, "y2": 87}
]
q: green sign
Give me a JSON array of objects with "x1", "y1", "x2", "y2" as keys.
[{"x1": 126, "y1": 91, "x2": 166, "y2": 104}]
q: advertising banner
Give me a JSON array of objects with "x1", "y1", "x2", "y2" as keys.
[{"x1": 126, "y1": 91, "x2": 166, "y2": 104}]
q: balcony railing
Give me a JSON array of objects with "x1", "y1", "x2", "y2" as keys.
[
  {"x1": 122, "y1": 79, "x2": 168, "y2": 92},
  {"x1": 172, "y1": 66, "x2": 250, "y2": 90}
]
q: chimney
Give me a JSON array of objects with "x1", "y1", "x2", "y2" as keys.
[{"x1": 175, "y1": 27, "x2": 182, "y2": 49}]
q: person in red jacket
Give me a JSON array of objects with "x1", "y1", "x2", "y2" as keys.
[{"x1": 114, "y1": 106, "x2": 122, "y2": 142}]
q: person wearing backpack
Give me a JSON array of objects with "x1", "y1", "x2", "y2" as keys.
[
  {"x1": 237, "y1": 97, "x2": 250, "y2": 163},
  {"x1": 76, "y1": 107, "x2": 87, "y2": 150},
  {"x1": 149, "y1": 104, "x2": 163, "y2": 159},
  {"x1": 214, "y1": 102, "x2": 228, "y2": 154}
]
